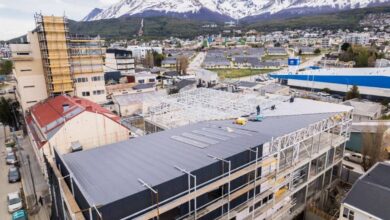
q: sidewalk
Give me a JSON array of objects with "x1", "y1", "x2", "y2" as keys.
[{"x1": 14, "y1": 132, "x2": 51, "y2": 219}]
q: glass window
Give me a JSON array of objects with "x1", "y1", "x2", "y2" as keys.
[{"x1": 82, "y1": 91, "x2": 90, "y2": 96}]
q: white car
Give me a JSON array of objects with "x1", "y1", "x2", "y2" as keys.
[
  {"x1": 344, "y1": 152, "x2": 366, "y2": 164},
  {"x1": 8, "y1": 192, "x2": 22, "y2": 213}
]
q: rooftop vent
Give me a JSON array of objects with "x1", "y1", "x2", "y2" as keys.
[{"x1": 62, "y1": 103, "x2": 70, "y2": 112}]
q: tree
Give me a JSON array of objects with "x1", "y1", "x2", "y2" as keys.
[
  {"x1": 322, "y1": 88, "x2": 331, "y2": 93},
  {"x1": 314, "y1": 48, "x2": 321, "y2": 55},
  {"x1": 346, "y1": 85, "x2": 360, "y2": 100},
  {"x1": 0, "y1": 97, "x2": 19, "y2": 128},
  {"x1": 341, "y1": 42, "x2": 351, "y2": 52},
  {"x1": 298, "y1": 49, "x2": 302, "y2": 56},
  {"x1": 361, "y1": 123, "x2": 389, "y2": 171},
  {"x1": 0, "y1": 60, "x2": 13, "y2": 75},
  {"x1": 176, "y1": 56, "x2": 189, "y2": 75},
  {"x1": 152, "y1": 51, "x2": 165, "y2": 67},
  {"x1": 143, "y1": 51, "x2": 154, "y2": 68}
]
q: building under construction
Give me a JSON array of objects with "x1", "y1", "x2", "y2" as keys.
[
  {"x1": 47, "y1": 94, "x2": 353, "y2": 220},
  {"x1": 10, "y1": 14, "x2": 107, "y2": 111}
]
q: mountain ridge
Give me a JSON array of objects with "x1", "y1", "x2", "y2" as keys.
[{"x1": 82, "y1": 0, "x2": 390, "y2": 21}]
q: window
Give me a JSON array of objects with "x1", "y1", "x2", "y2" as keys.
[
  {"x1": 20, "y1": 69, "x2": 32, "y2": 72},
  {"x1": 342, "y1": 207, "x2": 354, "y2": 220},
  {"x1": 17, "y1": 52, "x2": 30, "y2": 55},
  {"x1": 93, "y1": 90, "x2": 105, "y2": 95},
  {"x1": 82, "y1": 91, "x2": 90, "y2": 96},
  {"x1": 138, "y1": 79, "x2": 145, "y2": 84},
  {"x1": 23, "y1": 85, "x2": 35, "y2": 88},
  {"x1": 26, "y1": 101, "x2": 37, "y2": 104},
  {"x1": 149, "y1": 78, "x2": 155, "y2": 83},
  {"x1": 76, "y1": 77, "x2": 88, "y2": 83},
  {"x1": 92, "y1": 76, "x2": 102, "y2": 81}
]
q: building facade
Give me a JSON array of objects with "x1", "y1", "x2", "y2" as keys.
[
  {"x1": 10, "y1": 32, "x2": 49, "y2": 110},
  {"x1": 26, "y1": 95, "x2": 130, "y2": 172},
  {"x1": 105, "y1": 48, "x2": 135, "y2": 75},
  {"x1": 10, "y1": 14, "x2": 107, "y2": 112},
  {"x1": 49, "y1": 97, "x2": 353, "y2": 220}
]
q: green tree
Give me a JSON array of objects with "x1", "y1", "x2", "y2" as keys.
[
  {"x1": 152, "y1": 51, "x2": 165, "y2": 67},
  {"x1": 322, "y1": 88, "x2": 331, "y2": 93},
  {"x1": 0, "y1": 97, "x2": 19, "y2": 128},
  {"x1": 0, "y1": 60, "x2": 13, "y2": 75},
  {"x1": 314, "y1": 48, "x2": 321, "y2": 55},
  {"x1": 346, "y1": 85, "x2": 360, "y2": 100},
  {"x1": 341, "y1": 42, "x2": 351, "y2": 51}
]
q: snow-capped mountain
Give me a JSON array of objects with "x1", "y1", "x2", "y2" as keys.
[{"x1": 83, "y1": 0, "x2": 390, "y2": 21}]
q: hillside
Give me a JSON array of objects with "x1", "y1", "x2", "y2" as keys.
[
  {"x1": 7, "y1": 5, "x2": 390, "y2": 42},
  {"x1": 68, "y1": 6, "x2": 390, "y2": 40},
  {"x1": 69, "y1": 17, "x2": 223, "y2": 40}
]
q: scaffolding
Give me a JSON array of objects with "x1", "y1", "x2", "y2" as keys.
[
  {"x1": 35, "y1": 13, "x2": 74, "y2": 96},
  {"x1": 146, "y1": 88, "x2": 291, "y2": 129},
  {"x1": 123, "y1": 109, "x2": 353, "y2": 220}
]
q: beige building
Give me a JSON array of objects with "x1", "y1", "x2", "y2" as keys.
[
  {"x1": 10, "y1": 14, "x2": 107, "y2": 113},
  {"x1": 26, "y1": 95, "x2": 130, "y2": 170},
  {"x1": 10, "y1": 32, "x2": 48, "y2": 110}
]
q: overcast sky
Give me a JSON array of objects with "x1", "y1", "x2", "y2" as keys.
[{"x1": 0, "y1": 0, "x2": 119, "y2": 40}]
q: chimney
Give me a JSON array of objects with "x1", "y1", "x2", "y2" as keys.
[{"x1": 62, "y1": 103, "x2": 70, "y2": 112}]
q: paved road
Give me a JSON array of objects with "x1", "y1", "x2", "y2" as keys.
[
  {"x1": 187, "y1": 51, "x2": 206, "y2": 75},
  {"x1": 0, "y1": 125, "x2": 21, "y2": 220}
]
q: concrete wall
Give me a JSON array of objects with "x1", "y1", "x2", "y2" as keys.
[
  {"x1": 74, "y1": 72, "x2": 107, "y2": 104},
  {"x1": 11, "y1": 32, "x2": 48, "y2": 111}
]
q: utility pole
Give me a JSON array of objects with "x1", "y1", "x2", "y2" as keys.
[{"x1": 27, "y1": 155, "x2": 38, "y2": 206}]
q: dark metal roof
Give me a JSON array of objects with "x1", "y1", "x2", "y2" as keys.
[
  {"x1": 343, "y1": 162, "x2": 390, "y2": 219},
  {"x1": 175, "y1": 79, "x2": 196, "y2": 90},
  {"x1": 63, "y1": 113, "x2": 335, "y2": 206},
  {"x1": 132, "y1": 83, "x2": 155, "y2": 90}
]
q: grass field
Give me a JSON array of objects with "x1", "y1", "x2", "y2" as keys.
[{"x1": 209, "y1": 69, "x2": 280, "y2": 79}]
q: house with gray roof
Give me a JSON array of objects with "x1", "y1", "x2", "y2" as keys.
[{"x1": 340, "y1": 162, "x2": 390, "y2": 220}]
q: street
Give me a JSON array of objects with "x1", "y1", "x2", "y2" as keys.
[
  {"x1": 0, "y1": 124, "x2": 50, "y2": 220},
  {"x1": 187, "y1": 51, "x2": 206, "y2": 75},
  {"x1": 0, "y1": 125, "x2": 20, "y2": 220}
]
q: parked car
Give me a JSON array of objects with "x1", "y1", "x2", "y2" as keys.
[
  {"x1": 0, "y1": 89, "x2": 6, "y2": 95},
  {"x1": 7, "y1": 192, "x2": 22, "y2": 213},
  {"x1": 8, "y1": 166, "x2": 21, "y2": 183},
  {"x1": 12, "y1": 209, "x2": 28, "y2": 220},
  {"x1": 6, "y1": 152, "x2": 18, "y2": 165},
  {"x1": 344, "y1": 152, "x2": 366, "y2": 164},
  {"x1": 8, "y1": 88, "x2": 15, "y2": 94}
]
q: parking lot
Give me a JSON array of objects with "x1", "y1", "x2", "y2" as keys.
[{"x1": 0, "y1": 125, "x2": 21, "y2": 219}]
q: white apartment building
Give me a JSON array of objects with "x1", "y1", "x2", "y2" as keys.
[
  {"x1": 126, "y1": 45, "x2": 163, "y2": 59},
  {"x1": 105, "y1": 48, "x2": 135, "y2": 75},
  {"x1": 10, "y1": 32, "x2": 48, "y2": 111},
  {"x1": 344, "y1": 33, "x2": 370, "y2": 45}
]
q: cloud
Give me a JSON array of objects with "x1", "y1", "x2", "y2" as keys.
[{"x1": 0, "y1": 0, "x2": 117, "y2": 40}]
